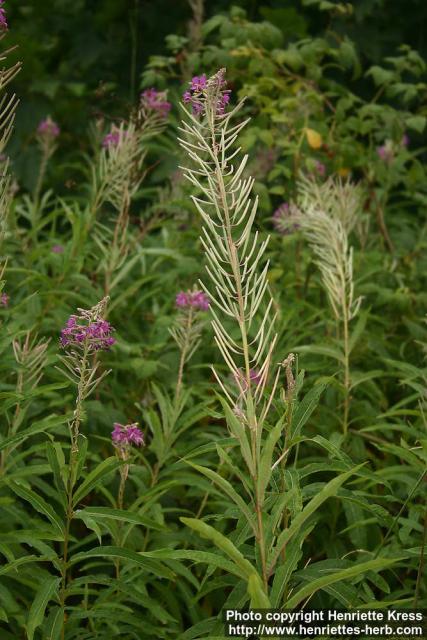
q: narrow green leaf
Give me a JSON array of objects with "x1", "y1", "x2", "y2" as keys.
[
  {"x1": 74, "y1": 506, "x2": 164, "y2": 530},
  {"x1": 138, "y1": 549, "x2": 240, "y2": 577},
  {"x1": 270, "y1": 525, "x2": 314, "y2": 607},
  {"x1": 185, "y1": 462, "x2": 256, "y2": 533},
  {"x1": 0, "y1": 555, "x2": 44, "y2": 576},
  {"x1": 181, "y1": 518, "x2": 269, "y2": 607},
  {"x1": 257, "y1": 420, "x2": 283, "y2": 504},
  {"x1": 26, "y1": 576, "x2": 60, "y2": 640},
  {"x1": 8, "y1": 482, "x2": 65, "y2": 536},
  {"x1": 349, "y1": 309, "x2": 368, "y2": 353},
  {"x1": 285, "y1": 557, "x2": 402, "y2": 608},
  {"x1": 70, "y1": 546, "x2": 175, "y2": 579},
  {"x1": 45, "y1": 606, "x2": 64, "y2": 640},
  {"x1": 270, "y1": 465, "x2": 363, "y2": 571},
  {"x1": 247, "y1": 572, "x2": 270, "y2": 608},
  {"x1": 74, "y1": 434, "x2": 88, "y2": 485},
  {"x1": 291, "y1": 379, "x2": 328, "y2": 440},
  {"x1": 220, "y1": 398, "x2": 255, "y2": 477},
  {"x1": 72, "y1": 457, "x2": 120, "y2": 506},
  {"x1": 0, "y1": 415, "x2": 70, "y2": 453},
  {"x1": 181, "y1": 517, "x2": 256, "y2": 580},
  {"x1": 45, "y1": 443, "x2": 67, "y2": 503}
]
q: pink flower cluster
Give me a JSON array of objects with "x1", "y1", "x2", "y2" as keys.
[
  {"x1": 176, "y1": 290, "x2": 210, "y2": 311},
  {"x1": 0, "y1": 292, "x2": 9, "y2": 307},
  {"x1": 60, "y1": 315, "x2": 115, "y2": 351},
  {"x1": 52, "y1": 244, "x2": 64, "y2": 254},
  {"x1": 112, "y1": 422, "x2": 144, "y2": 448},
  {"x1": 37, "y1": 117, "x2": 60, "y2": 139},
  {"x1": 273, "y1": 203, "x2": 300, "y2": 235},
  {"x1": 102, "y1": 130, "x2": 122, "y2": 148},
  {"x1": 141, "y1": 88, "x2": 171, "y2": 117},
  {"x1": 0, "y1": 1, "x2": 7, "y2": 31},
  {"x1": 182, "y1": 71, "x2": 231, "y2": 116}
]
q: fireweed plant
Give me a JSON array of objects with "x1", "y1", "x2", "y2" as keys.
[
  {"x1": 33, "y1": 116, "x2": 60, "y2": 206},
  {"x1": 0, "y1": 332, "x2": 50, "y2": 473},
  {"x1": 170, "y1": 287, "x2": 210, "y2": 401},
  {"x1": 171, "y1": 69, "x2": 403, "y2": 618},
  {"x1": 89, "y1": 90, "x2": 171, "y2": 299},
  {"x1": 56, "y1": 297, "x2": 116, "y2": 634},
  {"x1": 295, "y1": 176, "x2": 364, "y2": 436},
  {"x1": 111, "y1": 421, "x2": 144, "y2": 578}
]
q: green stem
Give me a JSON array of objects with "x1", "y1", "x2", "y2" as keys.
[
  {"x1": 175, "y1": 307, "x2": 194, "y2": 402},
  {"x1": 33, "y1": 146, "x2": 50, "y2": 212},
  {"x1": 342, "y1": 307, "x2": 350, "y2": 437},
  {"x1": 60, "y1": 345, "x2": 89, "y2": 639},
  {"x1": 115, "y1": 462, "x2": 129, "y2": 579}
]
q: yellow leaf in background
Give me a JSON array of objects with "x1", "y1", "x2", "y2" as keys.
[
  {"x1": 305, "y1": 128, "x2": 323, "y2": 149},
  {"x1": 338, "y1": 167, "x2": 350, "y2": 177}
]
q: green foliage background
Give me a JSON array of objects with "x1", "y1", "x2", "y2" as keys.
[
  {"x1": 0, "y1": 1, "x2": 426, "y2": 638},
  {"x1": 6, "y1": 0, "x2": 427, "y2": 186}
]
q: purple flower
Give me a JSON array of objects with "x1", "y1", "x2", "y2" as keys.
[
  {"x1": 273, "y1": 203, "x2": 300, "y2": 235},
  {"x1": 0, "y1": 292, "x2": 9, "y2": 307},
  {"x1": 37, "y1": 117, "x2": 60, "y2": 139},
  {"x1": 175, "y1": 290, "x2": 210, "y2": 311},
  {"x1": 190, "y1": 74, "x2": 207, "y2": 91},
  {"x1": 141, "y1": 88, "x2": 171, "y2": 117},
  {"x1": 60, "y1": 315, "x2": 115, "y2": 351},
  {"x1": 52, "y1": 244, "x2": 64, "y2": 254},
  {"x1": 182, "y1": 69, "x2": 232, "y2": 117},
  {"x1": 0, "y1": 1, "x2": 8, "y2": 31},
  {"x1": 216, "y1": 91, "x2": 231, "y2": 115},
  {"x1": 191, "y1": 101, "x2": 205, "y2": 116},
  {"x1": 102, "y1": 130, "x2": 121, "y2": 148},
  {"x1": 112, "y1": 422, "x2": 144, "y2": 448},
  {"x1": 176, "y1": 291, "x2": 190, "y2": 308},
  {"x1": 190, "y1": 291, "x2": 210, "y2": 311}
]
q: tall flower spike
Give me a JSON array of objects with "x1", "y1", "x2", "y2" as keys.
[
  {"x1": 171, "y1": 286, "x2": 209, "y2": 399},
  {"x1": 295, "y1": 175, "x2": 363, "y2": 435},
  {"x1": 179, "y1": 69, "x2": 279, "y2": 429}
]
